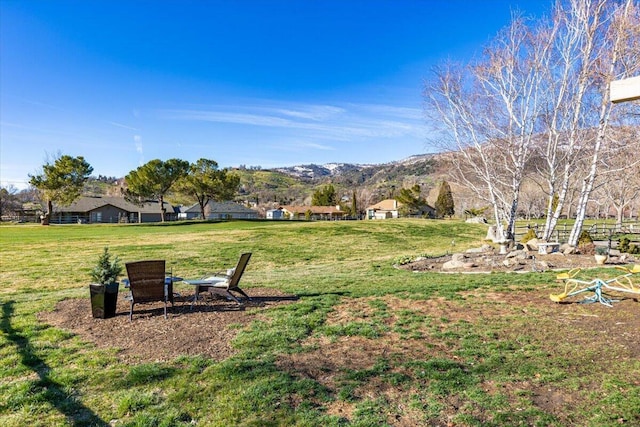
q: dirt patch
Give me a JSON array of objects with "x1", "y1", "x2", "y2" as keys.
[
  {"x1": 276, "y1": 291, "x2": 640, "y2": 425},
  {"x1": 38, "y1": 272, "x2": 640, "y2": 424},
  {"x1": 39, "y1": 288, "x2": 298, "y2": 363}
]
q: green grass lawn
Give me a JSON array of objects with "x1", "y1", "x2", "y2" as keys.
[{"x1": 1, "y1": 219, "x2": 638, "y2": 426}]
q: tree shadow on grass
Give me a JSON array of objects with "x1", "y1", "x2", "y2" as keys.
[{"x1": 1, "y1": 300, "x2": 109, "y2": 427}]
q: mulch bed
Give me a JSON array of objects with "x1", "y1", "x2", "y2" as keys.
[{"x1": 39, "y1": 288, "x2": 298, "y2": 363}]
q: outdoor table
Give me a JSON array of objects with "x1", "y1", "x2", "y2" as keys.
[{"x1": 183, "y1": 278, "x2": 227, "y2": 309}]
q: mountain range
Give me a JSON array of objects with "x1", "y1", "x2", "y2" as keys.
[{"x1": 233, "y1": 153, "x2": 443, "y2": 206}]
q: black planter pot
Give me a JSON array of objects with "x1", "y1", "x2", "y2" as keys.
[{"x1": 89, "y1": 282, "x2": 119, "y2": 319}]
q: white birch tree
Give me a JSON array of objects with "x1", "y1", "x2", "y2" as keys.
[
  {"x1": 426, "y1": 15, "x2": 551, "y2": 241},
  {"x1": 598, "y1": 127, "x2": 640, "y2": 228},
  {"x1": 425, "y1": 0, "x2": 640, "y2": 245},
  {"x1": 566, "y1": 0, "x2": 640, "y2": 246}
]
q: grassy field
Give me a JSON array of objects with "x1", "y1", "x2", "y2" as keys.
[{"x1": 1, "y1": 219, "x2": 638, "y2": 426}]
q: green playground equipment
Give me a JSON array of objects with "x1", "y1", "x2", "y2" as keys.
[{"x1": 550, "y1": 264, "x2": 640, "y2": 307}]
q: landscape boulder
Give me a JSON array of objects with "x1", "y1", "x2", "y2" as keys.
[
  {"x1": 505, "y1": 249, "x2": 529, "y2": 260},
  {"x1": 524, "y1": 238, "x2": 540, "y2": 252},
  {"x1": 465, "y1": 244, "x2": 494, "y2": 254},
  {"x1": 536, "y1": 260, "x2": 550, "y2": 271},
  {"x1": 466, "y1": 216, "x2": 487, "y2": 224},
  {"x1": 442, "y1": 253, "x2": 477, "y2": 270}
]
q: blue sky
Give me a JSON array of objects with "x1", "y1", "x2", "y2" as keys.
[{"x1": 1, "y1": 0, "x2": 550, "y2": 189}]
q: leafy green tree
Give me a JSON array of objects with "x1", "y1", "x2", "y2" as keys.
[
  {"x1": 311, "y1": 184, "x2": 337, "y2": 206},
  {"x1": 124, "y1": 158, "x2": 190, "y2": 222},
  {"x1": 395, "y1": 184, "x2": 426, "y2": 216},
  {"x1": 29, "y1": 154, "x2": 93, "y2": 224},
  {"x1": 435, "y1": 181, "x2": 455, "y2": 218},
  {"x1": 177, "y1": 158, "x2": 240, "y2": 219}
]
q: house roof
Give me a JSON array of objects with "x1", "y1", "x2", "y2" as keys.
[
  {"x1": 366, "y1": 199, "x2": 401, "y2": 211},
  {"x1": 54, "y1": 196, "x2": 173, "y2": 214},
  {"x1": 280, "y1": 205, "x2": 346, "y2": 215},
  {"x1": 184, "y1": 201, "x2": 257, "y2": 214}
]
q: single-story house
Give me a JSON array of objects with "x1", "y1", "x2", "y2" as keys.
[
  {"x1": 15, "y1": 202, "x2": 44, "y2": 223},
  {"x1": 279, "y1": 205, "x2": 348, "y2": 220},
  {"x1": 366, "y1": 199, "x2": 436, "y2": 219},
  {"x1": 179, "y1": 201, "x2": 259, "y2": 220},
  {"x1": 366, "y1": 199, "x2": 401, "y2": 219},
  {"x1": 52, "y1": 196, "x2": 177, "y2": 224}
]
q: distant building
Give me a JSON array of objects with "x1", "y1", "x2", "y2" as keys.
[
  {"x1": 52, "y1": 196, "x2": 176, "y2": 224},
  {"x1": 266, "y1": 208, "x2": 285, "y2": 220},
  {"x1": 366, "y1": 199, "x2": 401, "y2": 219},
  {"x1": 278, "y1": 205, "x2": 348, "y2": 220},
  {"x1": 366, "y1": 198, "x2": 435, "y2": 219},
  {"x1": 178, "y1": 201, "x2": 259, "y2": 220}
]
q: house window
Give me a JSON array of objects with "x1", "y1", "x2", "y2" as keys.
[{"x1": 96, "y1": 212, "x2": 102, "y2": 223}]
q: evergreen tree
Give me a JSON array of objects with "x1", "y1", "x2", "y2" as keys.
[
  {"x1": 29, "y1": 154, "x2": 93, "y2": 224},
  {"x1": 176, "y1": 158, "x2": 240, "y2": 219},
  {"x1": 351, "y1": 190, "x2": 357, "y2": 217},
  {"x1": 124, "y1": 158, "x2": 190, "y2": 222},
  {"x1": 395, "y1": 184, "x2": 426, "y2": 216},
  {"x1": 311, "y1": 184, "x2": 337, "y2": 206},
  {"x1": 435, "y1": 181, "x2": 455, "y2": 218}
]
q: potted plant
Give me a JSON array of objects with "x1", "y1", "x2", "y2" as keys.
[
  {"x1": 594, "y1": 246, "x2": 608, "y2": 265},
  {"x1": 89, "y1": 247, "x2": 123, "y2": 318}
]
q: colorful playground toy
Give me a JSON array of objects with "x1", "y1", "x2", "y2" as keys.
[{"x1": 550, "y1": 264, "x2": 640, "y2": 307}]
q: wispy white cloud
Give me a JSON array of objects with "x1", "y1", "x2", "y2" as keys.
[
  {"x1": 109, "y1": 121, "x2": 140, "y2": 131},
  {"x1": 302, "y1": 142, "x2": 335, "y2": 150},
  {"x1": 271, "y1": 140, "x2": 336, "y2": 152},
  {"x1": 0, "y1": 121, "x2": 28, "y2": 129},
  {"x1": 5, "y1": 94, "x2": 66, "y2": 112},
  {"x1": 157, "y1": 99, "x2": 425, "y2": 142},
  {"x1": 133, "y1": 135, "x2": 144, "y2": 165},
  {"x1": 163, "y1": 110, "x2": 294, "y2": 127},
  {"x1": 271, "y1": 105, "x2": 345, "y2": 121},
  {"x1": 352, "y1": 103, "x2": 424, "y2": 120}
]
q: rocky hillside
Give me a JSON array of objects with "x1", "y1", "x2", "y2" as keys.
[
  {"x1": 234, "y1": 153, "x2": 442, "y2": 205},
  {"x1": 76, "y1": 153, "x2": 445, "y2": 209}
]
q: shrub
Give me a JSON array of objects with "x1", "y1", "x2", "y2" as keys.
[
  {"x1": 618, "y1": 237, "x2": 640, "y2": 254},
  {"x1": 577, "y1": 231, "x2": 594, "y2": 255},
  {"x1": 394, "y1": 255, "x2": 414, "y2": 266},
  {"x1": 578, "y1": 230, "x2": 593, "y2": 245},
  {"x1": 619, "y1": 237, "x2": 630, "y2": 253},
  {"x1": 90, "y1": 247, "x2": 123, "y2": 285},
  {"x1": 595, "y1": 246, "x2": 608, "y2": 256},
  {"x1": 579, "y1": 243, "x2": 596, "y2": 255},
  {"x1": 520, "y1": 228, "x2": 537, "y2": 243}
]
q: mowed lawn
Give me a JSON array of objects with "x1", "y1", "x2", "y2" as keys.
[{"x1": 1, "y1": 219, "x2": 638, "y2": 427}]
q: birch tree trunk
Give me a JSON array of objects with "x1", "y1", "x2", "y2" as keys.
[
  {"x1": 426, "y1": 16, "x2": 547, "y2": 242},
  {"x1": 568, "y1": 0, "x2": 640, "y2": 246},
  {"x1": 539, "y1": 0, "x2": 608, "y2": 241},
  {"x1": 424, "y1": 0, "x2": 639, "y2": 246},
  {"x1": 596, "y1": 128, "x2": 640, "y2": 229}
]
